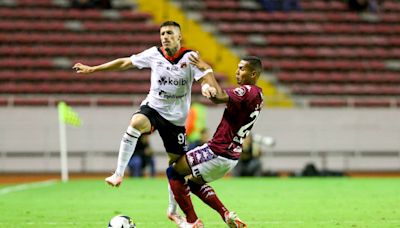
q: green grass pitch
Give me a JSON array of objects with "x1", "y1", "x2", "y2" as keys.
[{"x1": 0, "y1": 177, "x2": 399, "y2": 227}]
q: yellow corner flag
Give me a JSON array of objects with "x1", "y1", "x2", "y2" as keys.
[{"x1": 57, "y1": 101, "x2": 81, "y2": 127}]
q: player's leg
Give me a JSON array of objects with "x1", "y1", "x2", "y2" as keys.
[
  {"x1": 153, "y1": 113, "x2": 188, "y2": 218},
  {"x1": 187, "y1": 178, "x2": 246, "y2": 228},
  {"x1": 184, "y1": 146, "x2": 247, "y2": 227},
  {"x1": 105, "y1": 112, "x2": 151, "y2": 187},
  {"x1": 166, "y1": 166, "x2": 199, "y2": 224}
]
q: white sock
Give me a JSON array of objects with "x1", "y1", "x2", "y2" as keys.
[
  {"x1": 168, "y1": 183, "x2": 178, "y2": 214},
  {"x1": 115, "y1": 126, "x2": 141, "y2": 176}
]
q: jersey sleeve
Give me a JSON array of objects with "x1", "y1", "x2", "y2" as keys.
[
  {"x1": 189, "y1": 52, "x2": 208, "y2": 81},
  {"x1": 130, "y1": 47, "x2": 156, "y2": 69}
]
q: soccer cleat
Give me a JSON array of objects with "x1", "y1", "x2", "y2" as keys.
[
  {"x1": 224, "y1": 211, "x2": 247, "y2": 228},
  {"x1": 105, "y1": 172, "x2": 123, "y2": 187},
  {"x1": 178, "y1": 219, "x2": 204, "y2": 228},
  {"x1": 167, "y1": 211, "x2": 186, "y2": 226}
]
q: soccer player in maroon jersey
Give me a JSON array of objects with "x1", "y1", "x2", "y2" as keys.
[{"x1": 166, "y1": 54, "x2": 263, "y2": 228}]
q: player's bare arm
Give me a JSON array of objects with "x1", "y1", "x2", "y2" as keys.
[
  {"x1": 190, "y1": 54, "x2": 228, "y2": 103},
  {"x1": 73, "y1": 57, "x2": 135, "y2": 74}
]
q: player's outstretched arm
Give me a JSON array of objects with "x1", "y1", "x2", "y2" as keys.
[
  {"x1": 189, "y1": 54, "x2": 228, "y2": 104},
  {"x1": 72, "y1": 57, "x2": 135, "y2": 74}
]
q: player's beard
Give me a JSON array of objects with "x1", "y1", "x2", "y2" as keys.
[{"x1": 165, "y1": 46, "x2": 178, "y2": 56}]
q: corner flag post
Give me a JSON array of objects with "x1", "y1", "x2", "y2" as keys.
[{"x1": 57, "y1": 102, "x2": 81, "y2": 182}]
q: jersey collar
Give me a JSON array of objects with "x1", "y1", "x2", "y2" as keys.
[{"x1": 158, "y1": 47, "x2": 192, "y2": 64}]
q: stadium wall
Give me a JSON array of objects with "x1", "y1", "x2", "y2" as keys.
[{"x1": 0, "y1": 107, "x2": 399, "y2": 173}]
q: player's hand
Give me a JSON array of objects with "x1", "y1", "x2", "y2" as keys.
[
  {"x1": 202, "y1": 84, "x2": 217, "y2": 98},
  {"x1": 72, "y1": 63, "x2": 95, "y2": 74},
  {"x1": 189, "y1": 53, "x2": 211, "y2": 71}
]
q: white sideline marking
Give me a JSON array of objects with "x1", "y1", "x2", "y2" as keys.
[
  {"x1": 0, "y1": 220, "x2": 399, "y2": 226},
  {"x1": 0, "y1": 179, "x2": 57, "y2": 195}
]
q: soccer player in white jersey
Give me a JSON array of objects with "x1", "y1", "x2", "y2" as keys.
[{"x1": 72, "y1": 21, "x2": 220, "y2": 193}]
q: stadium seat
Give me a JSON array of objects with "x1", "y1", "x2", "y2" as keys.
[
  {"x1": 309, "y1": 99, "x2": 348, "y2": 107},
  {"x1": 2, "y1": 0, "x2": 400, "y2": 107}
]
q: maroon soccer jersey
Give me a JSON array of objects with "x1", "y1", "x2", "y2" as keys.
[{"x1": 208, "y1": 85, "x2": 263, "y2": 160}]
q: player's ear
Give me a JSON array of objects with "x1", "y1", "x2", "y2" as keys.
[{"x1": 251, "y1": 71, "x2": 257, "y2": 79}]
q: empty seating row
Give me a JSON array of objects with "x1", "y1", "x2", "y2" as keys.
[
  {"x1": 0, "y1": 95, "x2": 214, "y2": 107},
  {"x1": 308, "y1": 98, "x2": 400, "y2": 108},
  {"x1": 0, "y1": 82, "x2": 202, "y2": 94},
  {"x1": 0, "y1": 97, "x2": 145, "y2": 106},
  {"x1": 0, "y1": 8, "x2": 150, "y2": 21},
  {"x1": 203, "y1": 11, "x2": 400, "y2": 23},
  {"x1": 0, "y1": 70, "x2": 226, "y2": 83},
  {"x1": 291, "y1": 84, "x2": 400, "y2": 96},
  {"x1": 0, "y1": 82, "x2": 153, "y2": 94},
  {"x1": 0, "y1": 70, "x2": 150, "y2": 82},
  {"x1": 301, "y1": 0, "x2": 400, "y2": 12},
  {"x1": 278, "y1": 72, "x2": 400, "y2": 84},
  {"x1": 219, "y1": 22, "x2": 400, "y2": 35},
  {"x1": 1, "y1": 45, "x2": 148, "y2": 57},
  {"x1": 0, "y1": 59, "x2": 54, "y2": 69},
  {"x1": 231, "y1": 34, "x2": 400, "y2": 47},
  {"x1": 263, "y1": 60, "x2": 386, "y2": 71},
  {"x1": 12, "y1": 0, "x2": 54, "y2": 7},
  {"x1": 0, "y1": 58, "x2": 112, "y2": 69},
  {"x1": 0, "y1": 33, "x2": 160, "y2": 45},
  {"x1": 0, "y1": 20, "x2": 159, "y2": 33},
  {"x1": 247, "y1": 47, "x2": 400, "y2": 59},
  {"x1": 203, "y1": 0, "x2": 240, "y2": 10}
]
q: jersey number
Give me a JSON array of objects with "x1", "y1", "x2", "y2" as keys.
[{"x1": 235, "y1": 110, "x2": 260, "y2": 143}]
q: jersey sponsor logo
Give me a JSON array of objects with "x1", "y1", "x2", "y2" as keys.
[
  {"x1": 158, "y1": 76, "x2": 188, "y2": 86},
  {"x1": 158, "y1": 90, "x2": 187, "y2": 99},
  {"x1": 234, "y1": 87, "x2": 246, "y2": 96}
]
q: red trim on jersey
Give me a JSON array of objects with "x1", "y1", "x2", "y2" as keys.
[{"x1": 160, "y1": 47, "x2": 190, "y2": 62}]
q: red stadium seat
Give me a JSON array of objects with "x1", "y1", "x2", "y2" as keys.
[
  {"x1": 309, "y1": 99, "x2": 348, "y2": 107},
  {"x1": 353, "y1": 99, "x2": 392, "y2": 108}
]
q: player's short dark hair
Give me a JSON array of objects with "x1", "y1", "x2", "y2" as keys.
[
  {"x1": 242, "y1": 56, "x2": 262, "y2": 74},
  {"x1": 160, "y1": 21, "x2": 181, "y2": 30}
]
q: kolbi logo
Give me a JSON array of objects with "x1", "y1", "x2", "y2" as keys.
[{"x1": 158, "y1": 76, "x2": 187, "y2": 86}]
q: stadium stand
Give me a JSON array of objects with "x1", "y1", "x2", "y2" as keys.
[
  {"x1": 177, "y1": 0, "x2": 400, "y2": 107},
  {"x1": 0, "y1": 0, "x2": 223, "y2": 106},
  {"x1": 1, "y1": 0, "x2": 399, "y2": 107}
]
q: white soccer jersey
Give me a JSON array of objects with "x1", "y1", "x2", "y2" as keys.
[{"x1": 130, "y1": 46, "x2": 206, "y2": 126}]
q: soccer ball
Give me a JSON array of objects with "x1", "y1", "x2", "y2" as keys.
[{"x1": 108, "y1": 215, "x2": 136, "y2": 228}]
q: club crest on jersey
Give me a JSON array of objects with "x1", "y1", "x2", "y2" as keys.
[
  {"x1": 234, "y1": 87, "x2": 246, "y2": 96},
  {"x1": 180, "y1": 62, "x2": 187, "y2": 68}
]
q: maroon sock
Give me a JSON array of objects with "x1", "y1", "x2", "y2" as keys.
[
  {"x1": 188, "y1": 180, "x2": 228, "y2": 221},
  {"x1": 167, "y1": 167, "x2": 198, "y2": 223}
]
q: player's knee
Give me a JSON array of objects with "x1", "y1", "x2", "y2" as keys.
[
  {"x1": 166, "y1": 166, "x2": 181, "y2": 180},
  {"x1": 130, "y1": 114, "x2": 151, "y2": 132}
]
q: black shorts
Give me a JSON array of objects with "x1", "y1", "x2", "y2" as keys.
[{"x1": 136, "y1": 105, "x2": 187, "y2": 155}]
